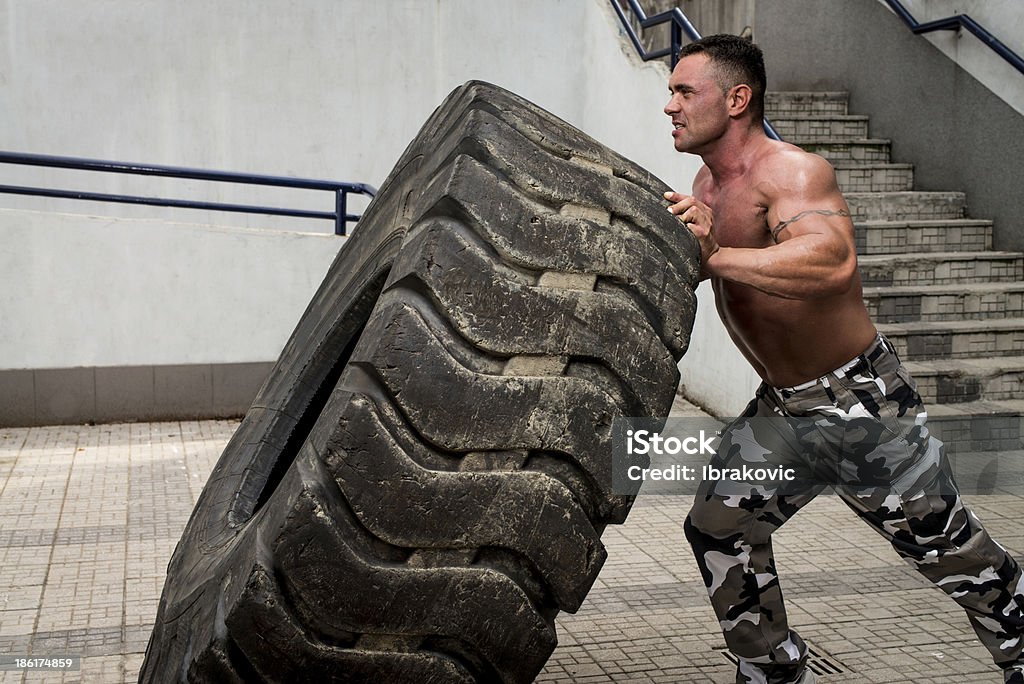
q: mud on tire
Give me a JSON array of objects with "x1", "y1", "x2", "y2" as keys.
[{"x1": 139, "y1": 81, "x2": 700, "y2": 683}]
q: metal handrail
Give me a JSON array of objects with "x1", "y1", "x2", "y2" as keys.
[
  {"x1": 882, "y1": 0, "x2": 1024, "y2": 76},
  {"x1": 609, "y1": 0, "x2": 781, "y2": 141},
  {"x1": 610, "y1": 0, "x2": 700, "y2": 65},
  {"x1": 0, "y1": 151, "x2": 377, "y2": 235}
]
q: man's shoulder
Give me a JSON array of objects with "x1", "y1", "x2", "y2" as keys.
[
  {"x1": 757, "y1": 141, "x2": 831, "y2": 174},
  {"x1": 753, "y1": 141, "x2": 839, "y2": 195}
]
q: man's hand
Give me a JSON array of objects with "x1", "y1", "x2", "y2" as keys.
[{"x1": 665, "y1": 191, "x2": 719, "y2": 278}]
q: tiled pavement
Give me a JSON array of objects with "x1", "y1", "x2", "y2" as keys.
[{"x1": 1, "y1": 399, "x2": 1023, "y2": 683}]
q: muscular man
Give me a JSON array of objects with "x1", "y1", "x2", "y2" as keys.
[{"x1": 664, "y1": 34, "x2": 1024, "y2": 684}]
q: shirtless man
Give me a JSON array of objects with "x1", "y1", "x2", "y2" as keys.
[{"x1": 663, "y1": 34, "x2": 1024, "y2": 684}]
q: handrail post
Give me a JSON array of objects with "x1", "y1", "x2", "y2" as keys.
[
  {"x1": 335, "y1": 189, "x2": 348, "y2": 236},
  {"x1": 670, "y1": 21, "x2": 682, "y2": 68}
]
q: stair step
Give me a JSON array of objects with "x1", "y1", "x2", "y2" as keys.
[
  {"x1": 769, "y1": 114, "x2": 870, "y2": 140},
  {"x1": 879, "y1": 318, "x2": 1024, "y2": 360},
  {"x1": 856, "y1": 219, "x2": 992, "y2": 255},
  {"x1": 791, "y1": 138, "x2": 892, "y2": 163},
  {"x1": 859, "y1": 251, "x2": 1024, "y2": 286},
  {"x1": 766, "y1": 91, "x2": 849, "y2": 116},
  {"x1": 947, "y1": 447, "x2": 1024, "y2": 494},
  {"x1": 834, "y1": 163, "x2": 913, "y2": 193},
  {"x1": 865, "y1": 282, "x2": 1024, "y2": 322},
  {"x1": 905, "y1": 357, "x2": 1024, "y2": 404},
  {"x1": 925, "y1": 400, "x2": 1024, "y2": 453},
  {"x1": 846, "y1": 192, "x2": 966, "y2": 221}
]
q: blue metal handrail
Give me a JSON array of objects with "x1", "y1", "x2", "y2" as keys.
[
  {"x1": 0, "y1": 151, "x2": 376, "y2": 235},
  {"x1": 610, "y1": 0, "x2": 700, "y2": 66},
  {"x1": 882, "y1": 0, "x2": 1024, "y2": 76},
  {"x1": 609, "y1": 0, "x2": 781, "y2": 141}
]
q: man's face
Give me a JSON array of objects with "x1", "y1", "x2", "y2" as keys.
[{"x1": 664, "y1": 53, "x2": 730, "y2": 154}]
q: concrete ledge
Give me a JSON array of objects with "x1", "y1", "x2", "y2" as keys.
[{"x1": 0, "y1": 362, "x2": 273, "y2": 427}]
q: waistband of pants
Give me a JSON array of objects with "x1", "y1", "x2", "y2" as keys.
[{"x1": 775, "y1": 333, "x2": 895, "y2": 395}]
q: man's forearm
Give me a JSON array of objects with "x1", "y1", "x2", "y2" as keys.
[{"x1": 705, "y1": 238, "x2": 855, "y2": 299}]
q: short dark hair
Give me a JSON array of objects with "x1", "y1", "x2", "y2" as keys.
[{"x1": 677, "y1": 34, "x2": 766, "y2": 120}]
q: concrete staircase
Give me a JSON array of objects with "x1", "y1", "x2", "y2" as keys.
[{"x1": 766, "y1": 91, "x2": 1024, "y2": 454}]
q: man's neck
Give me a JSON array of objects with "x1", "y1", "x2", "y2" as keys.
[{"x1": 699, "y1": 123, "x2": 769, "y2": 183}]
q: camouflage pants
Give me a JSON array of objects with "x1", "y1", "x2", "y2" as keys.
[{"x1": 684, "y1": 335, "x2": 1024, "y2": 684}]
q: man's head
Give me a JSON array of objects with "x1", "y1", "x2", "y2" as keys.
[
  {"x1": 664, "y1": 34, "x2": 766, "y2": 154},
  {"x1": 678, "y1": 34, "x2": 766, "y2": 120}
]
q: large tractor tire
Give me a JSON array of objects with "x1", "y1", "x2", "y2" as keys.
[{"x1": 140, "y1": 81, "x2": 700, "y2": 683}]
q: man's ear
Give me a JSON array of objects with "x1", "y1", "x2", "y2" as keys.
[{"x1": 727, "y1": 84, "x2": 753, "y2": 117}]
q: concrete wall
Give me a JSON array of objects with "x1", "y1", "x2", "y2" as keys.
[
  {"x1": 1, "y1": 210, "x2": 344, "y2": 369},
  {"x1": 1, "y1": 0, "x2": 715, "y2": 425},
  {"x1": 0, "y1": 0, "x2": 698, "y2": 218},
  {"x1": 756, "y1": 0, "x2": 1024, "y2": 253},
  {"x1": 678, "y1": 0, "x2": 756, "y2": 37},
  {"x1": 890, "y1": 0, "x2": 1024, "y2": 116},
  {"x1": 0, "y1": 208, "x2": 339, "y2": 425},
  {"x1": 625, "y1": 0, "x2": 757, "y2": 64},
  {"x1": 677, "y1": 286, "x2": 761, "y2": 415}
]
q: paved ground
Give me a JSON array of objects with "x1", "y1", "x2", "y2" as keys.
[{"x1": 1, "y1": 397, "x2": 1022, "y2": 683}]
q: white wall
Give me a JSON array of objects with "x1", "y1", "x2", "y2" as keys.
[
  {"x1": 882, "y1": 0, "x2": 1024, "y2": 115},
  {"x1": 4, "y1": 0, "x2": 751, "y2": 411},
  {"x1": 0, "y1": 0, "x2": 698, "y2": 209},
  {"x1": 0, "y1": 209, "x2": 339, "y2": 368},
  {"x1": 680, "y1": 285, "x2": 760, "y2": 415}
]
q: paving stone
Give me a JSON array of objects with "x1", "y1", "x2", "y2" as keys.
[{"x1": 3, "y1": 403, "x2": 1024, "y2": 681}]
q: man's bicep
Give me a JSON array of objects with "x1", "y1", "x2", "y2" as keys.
[
  {"x1": 766, "y1": 159, "x2": 852, "y2": 244},
  {"x1": 768, "y1": 204, "x2": 853, "y2": 243}
]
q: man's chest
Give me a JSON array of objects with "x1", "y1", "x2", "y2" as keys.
[{"x1": 698, "y1": 186, "x2": 770, "y2": 248}]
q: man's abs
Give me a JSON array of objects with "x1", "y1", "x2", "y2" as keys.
[{"x1": 714, "y1": 278, "x2": 878, "y2": 388}]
